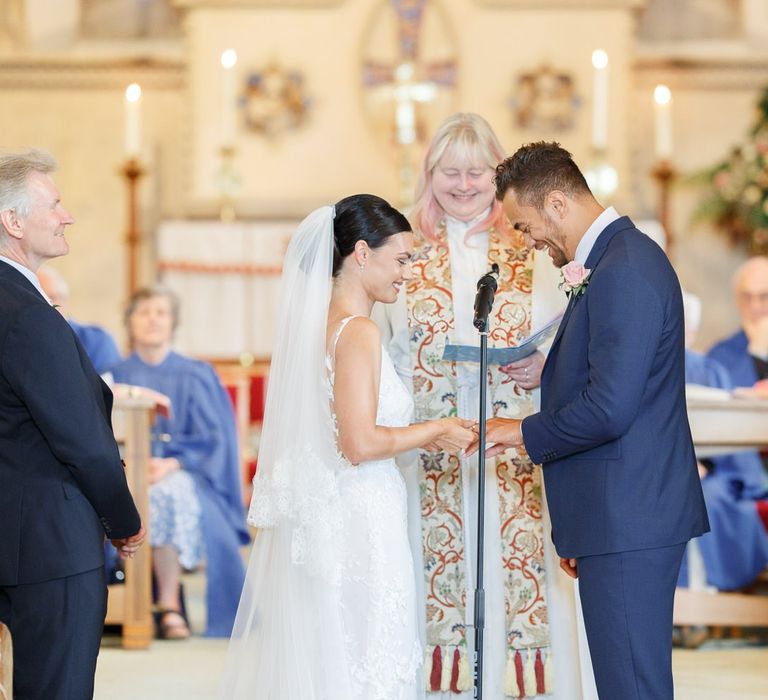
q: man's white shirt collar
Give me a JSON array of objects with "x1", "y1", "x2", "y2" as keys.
[
  {"x1": 0, "y1": 256, "x2": 51, "y2": 303},
  {"x1": 574, "y1": 206, "x2": 620, "y2": 266}
]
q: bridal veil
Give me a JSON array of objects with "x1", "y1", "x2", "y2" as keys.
[{"x1": 219, "y1": 205, "x2": 354, "y2": 699}]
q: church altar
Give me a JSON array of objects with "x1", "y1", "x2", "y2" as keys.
[{"x1": 157, "y1": 219, "x2": 298, "y2": 358}]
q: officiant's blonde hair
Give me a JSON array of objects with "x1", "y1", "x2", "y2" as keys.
[{"x1": 411, "y1": 113, "x2": 510, "y2": 244}]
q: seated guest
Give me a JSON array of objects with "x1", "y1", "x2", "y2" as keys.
[
  {"x1": 38, "y1": 265, "x2": 122, "y2": 374},
  {"x1": 708, "y1": 257, "x2": 768, "y2": 499},
  {"x1": 682, "y1": 291, "x2": 731, "y2": 388},
  {"x1": 679, "y1": 291, "x2": 768, "y2": 593},
  {"x1": 709, "y1": 255, "x2": 768, "y2": 389},
  {"x1": 111, "y1": 285, "x2": 249, "y2": 638}
]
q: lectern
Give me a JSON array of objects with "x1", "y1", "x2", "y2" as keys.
[{"x1": 105, "y1": 393, "x2": 159, "y2": 649}]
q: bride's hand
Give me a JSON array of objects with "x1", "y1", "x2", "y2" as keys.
[{"x1": 429, "y1": 418, "x2": 476, "y2": 454}]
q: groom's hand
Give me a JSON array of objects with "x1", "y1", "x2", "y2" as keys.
[
  {"x1": 560, "y1": 557, "x2": 578, "y2": 579},
  {"x1": 465, "y1": 418, "x2": 524, "y2": 457}
]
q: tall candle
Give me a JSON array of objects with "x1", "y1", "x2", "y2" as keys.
[
  {"x1": 220, "y1": 49, "x2": 238, "y2": 147},
  {"x1": 591, "y1": 49, "x2": 609, "y2": 150},
  {"x1": 654, "y1": 84, "x2": 673, "y2": 160},
  {"x1": 124, "y1": 83, "x2": 142, "y2": 158}
]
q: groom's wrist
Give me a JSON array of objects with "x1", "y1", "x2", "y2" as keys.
[{"x1": 519, "y1": 417, "x2": 529, "y2": 449}]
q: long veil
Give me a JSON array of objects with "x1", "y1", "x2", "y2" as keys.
[{"x1": 219, "y1": 206, "x2": 354, "y2": 699}]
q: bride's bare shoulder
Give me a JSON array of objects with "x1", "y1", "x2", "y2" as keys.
[{"x1": 333, "y1": 316, "x2": 381, "y2": 359}]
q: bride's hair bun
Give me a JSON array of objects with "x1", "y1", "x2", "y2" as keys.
[{"x1": 332, "y1": 194, "x2": 410, "y2": 277}]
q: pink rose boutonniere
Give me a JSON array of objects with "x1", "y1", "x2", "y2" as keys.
[{"x1": 559, "y1": 261, "x2": 592, "y2": 298}]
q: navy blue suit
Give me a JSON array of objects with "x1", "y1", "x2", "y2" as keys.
[
  {"x1": 0, "y1": 261, "x2": 140, "y2": 699},
  {"x1": 522, "y1": 217, "x2": 709, "y2": 699}
]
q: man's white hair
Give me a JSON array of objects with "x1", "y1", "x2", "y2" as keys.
[{"x1": 0, "y1": 149, "x2": 57, "y2": 221}]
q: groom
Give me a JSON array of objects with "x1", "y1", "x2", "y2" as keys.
[{"x1": 472, "y1": 142, "x2": 709, "y2": 699}]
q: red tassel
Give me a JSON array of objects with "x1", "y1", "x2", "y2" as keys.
[
  {"x1": 514, "y1": 650, "x2": 525, "y2": 698},
  {"x1": 535, "y1": 648, "x2": 545, "y2": 694},
  {"x1": 430, "y1": 645, "x2": 442, "y2": 691},
  {"x1": 450, "y1": 647, "x2": 461, "y2": 693}
]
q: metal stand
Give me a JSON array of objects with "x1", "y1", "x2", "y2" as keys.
[
  {"x1": 473, "y1": 329, "x2": 489, "y2": 699},
  {"x1": 470, "y1": 263, "x2": 498, "y2": 700}
]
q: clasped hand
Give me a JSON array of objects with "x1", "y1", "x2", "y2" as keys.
[
  {"x1": 423, "y1": 417, "x2": 476, "y2": 454},
  {"x1": 111, "y1": 524, "x2": 147, "y2": 560},
  {"x1": 465, "y1": 418, "x2": 525, "y2": 458}
]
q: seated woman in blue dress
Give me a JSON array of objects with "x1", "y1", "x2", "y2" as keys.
[{"x1": 111, "y1": 286, "x2": 249, "y2": 638}]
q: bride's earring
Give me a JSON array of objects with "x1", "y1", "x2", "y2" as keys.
[{"x1": 359, "y1": 260, "x2": 366, "y2": 270}]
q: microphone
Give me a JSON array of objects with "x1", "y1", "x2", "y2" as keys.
[{"x1": 473, "y1": 263, "x2": 500, "y2": 332}]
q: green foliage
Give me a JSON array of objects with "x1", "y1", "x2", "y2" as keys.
[{"x1": 693, "y1": 87, "x2": 768, "y2": 255}]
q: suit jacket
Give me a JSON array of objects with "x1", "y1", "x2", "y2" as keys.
[
  {"x1": 0, "y1": 262, "x2": 140, "y2": 586},
  {"x1": 708, "y1": 330, "x2": 759, "y2": 388},
  {"x1": 522, "y1": 217, "x2": 709, "y2": 558}
]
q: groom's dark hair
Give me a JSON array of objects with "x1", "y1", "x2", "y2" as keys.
[
  {"x1": 332, "y1": 194, "x2": 411, "y2": 277},
  {"x1": 494, "y1": 141, "x2": 592, "y2": 209}
]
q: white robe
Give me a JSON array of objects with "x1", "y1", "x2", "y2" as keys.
[{"x1": 373, "y1": 216, "x2": 598, "y2": 700}]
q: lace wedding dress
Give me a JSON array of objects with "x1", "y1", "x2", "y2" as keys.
[
  {"x1": 220, "y1": 206, "x2": 422, "y2": 700},
  {"x1": 327, "y1": 316, "x2": 422, "y2": 700}
]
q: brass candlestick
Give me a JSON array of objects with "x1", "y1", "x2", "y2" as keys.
[
  {"x1": 217, "y1": 145, "x2": 241, "y2": 223},
  {"x1": 122, "y1": 158, "x2": 145, "y2": 299},
  {"x1": 652, "y1": 159, "x2": 676, "y2": 256}
]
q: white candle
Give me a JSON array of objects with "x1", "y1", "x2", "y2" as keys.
[
  {"x1": 591, "y1": 49, "x2": 609, "y2": 150},
  {"x1": 124, "y1": 83, "x2": 142, "y2": 158},
  {"x1": 654, "y1": 84, "x2": 673, "y2": 160},
  {"x1": 220, "y1": 49, "x2": 238, "y2": 147}
]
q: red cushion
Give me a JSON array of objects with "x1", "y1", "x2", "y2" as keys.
[
  {"x1": 757, "y1": 500, "x2": 768, "y2": 532},
  {"x1": 249, "y1": 376, "x2": 266, "y2": 422}
]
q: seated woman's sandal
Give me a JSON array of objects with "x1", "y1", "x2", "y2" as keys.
[{"x1": 156, "y1": 609, "x2": 191, "y2": 640}]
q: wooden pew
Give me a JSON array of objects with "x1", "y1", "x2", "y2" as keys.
[
  {"x1": 677, "y1": 395, "x2": 768, "y2": 627},
  {"x1": 0, "y1": 623, "x2": 11, "y2": 700},
  {"x1": 104, "y1": 393, "x2": 157, "y2": 650}
]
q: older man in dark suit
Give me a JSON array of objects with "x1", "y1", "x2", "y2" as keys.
[
  {"x1": 0, "y1": 150, "x2": 144, "y2": 699},
  {"x1": 472, "y1": 142, "x2": 709, "y2": 699}
]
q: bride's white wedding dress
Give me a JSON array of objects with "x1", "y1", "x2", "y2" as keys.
[
  {"x1": 327, "y1": 316, "x2": 421, "y2": 700},
  {"x1": 220, "y1": 206, "x2": 422, "y2": 700}
]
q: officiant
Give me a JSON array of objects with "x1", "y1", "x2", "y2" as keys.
[{"x1": 374, "y1": 113, "x2": 593, "y2": 699}]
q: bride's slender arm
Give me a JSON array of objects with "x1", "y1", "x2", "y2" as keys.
[{"x1": 333, "y1": 317, "x2": 470, "y2": 464}]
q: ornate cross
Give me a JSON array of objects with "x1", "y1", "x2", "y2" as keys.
[{"x1": 362, "y1": 0, "x2": 457, "y2": 203}]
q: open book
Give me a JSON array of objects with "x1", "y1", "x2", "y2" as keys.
[{"x1": 442, "y1": 312, "x2": 564, "y2": 365}]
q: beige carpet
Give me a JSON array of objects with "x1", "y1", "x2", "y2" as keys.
[{"x1": 94, "y1": 572, "x2": 768, "y2": 699}]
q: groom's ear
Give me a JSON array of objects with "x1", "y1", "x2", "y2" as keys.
[{"x1": 545, "y1": 190, "x2": 568, "y2": 219}]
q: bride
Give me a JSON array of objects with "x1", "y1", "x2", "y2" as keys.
[{"x1": 220, "y1": 194, "x2": 474, "y2": 699}]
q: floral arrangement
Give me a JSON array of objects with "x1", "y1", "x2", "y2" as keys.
[{"x1": 692, "y1": 88, "x2": 768, "y2": 255}]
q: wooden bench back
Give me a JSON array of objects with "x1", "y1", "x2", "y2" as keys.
[{"x1": 0, "y1": 623, "x2": 12, "y2": 700}]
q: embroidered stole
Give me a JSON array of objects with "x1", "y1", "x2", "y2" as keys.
[{"x1": 406, "y1": 227, "x2": 553, "y2": 697}]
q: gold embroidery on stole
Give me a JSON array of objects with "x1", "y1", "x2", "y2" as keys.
[{"x1": 406, "y1": 227, "x2": 553, "y2": 696}]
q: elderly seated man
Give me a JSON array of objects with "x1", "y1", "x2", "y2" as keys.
[
  {"x1": 38, "y1": 265, "x2": 122, "y2": 374},
  {"x1": 680, "y1": 290, "x2": 768, "y2": 599}
]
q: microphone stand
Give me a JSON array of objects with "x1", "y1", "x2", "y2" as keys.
[{"x1": 471, "y1": 264, "x2": 498, "y2": 700}]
